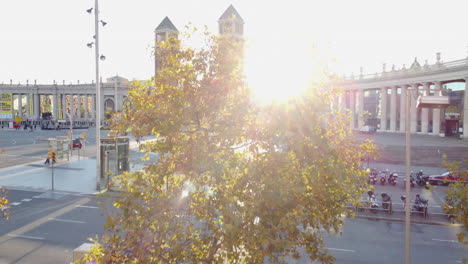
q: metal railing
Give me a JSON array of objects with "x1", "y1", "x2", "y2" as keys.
[{"x1": 349, "y1": 199, "x2": 452, "y2": 219}]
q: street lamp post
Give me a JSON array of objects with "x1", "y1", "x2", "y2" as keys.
[
  {"x1": 94, "y1": 0, "x2": 101, "y2": 191},
  {"x1": 404, "y1": 87, "x2": 450, "y2": 264},
  {"x1": 404, "y1": 87, "x2": 411, "y2": 264},
  {"x1": 87, "y1": 0, "x2": 106, "y2": 190}
]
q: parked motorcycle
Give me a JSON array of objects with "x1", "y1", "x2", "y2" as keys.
[
  {"x1": 400, "y1": 194, "x2": 407, "y2": 209},
  {"x1": 388, "y1": 171, "x2": 398, "y2": 186},
  {"x1": 413, "y1": 194, "x2": 429, "y2": 217},
  {"x1": 403, "y1": 173, "x2": 415, "y2": 187},
  {"x1": 367, "y1": 190, "x2": 379, "y2": 213},
  {"x1": 367, "y1": 173, "x2": 377, "y2": 184},
  {"x1": 381, "y1": 193, "x2": 392, "y2": 212},
  {"x1": 379, "y1": 171, "x2": 387, "y2": 185},
  {"x1": 415, "y1": 170, "x2": 425, "y2": 186}
]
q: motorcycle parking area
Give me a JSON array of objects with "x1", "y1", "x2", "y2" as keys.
[{"x1": 351, "y1": 181, "x2": 456, "y2": 225}]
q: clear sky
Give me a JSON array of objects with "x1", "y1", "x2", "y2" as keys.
[{"x1": 1, "y1": 0, "x2": 467, "y2": 95}]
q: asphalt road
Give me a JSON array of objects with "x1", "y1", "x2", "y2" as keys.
[
  {"x1": 0, "y1": 189, "x2": 466, "y2": 264},
  {"x1": 0, "y1": 189, "x2": 109, "y2": 264},
  {"x1": 0, "y1": 128, "x2": 110, "y2": 169}
]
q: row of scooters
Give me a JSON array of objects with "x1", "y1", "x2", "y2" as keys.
[
  {"x1": 366, "y1": 190, "x2": 429, "y2": 216},
  {"x1": 367, "y1": 168, "x2": 428, "y2": 187}
]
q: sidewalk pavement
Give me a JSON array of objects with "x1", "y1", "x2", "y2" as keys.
[
  {"x1": 0, "y1": 156, "x2": 98, "y2": 194},
  {"x1": 0, "y1": 139, "x2": 149, "y2": 194}
]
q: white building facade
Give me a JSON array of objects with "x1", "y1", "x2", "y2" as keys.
[
  {"x1": 334, "y1": 55, "x2": 468, "y2": 139},
  {"x1": 0, "y1": 76, "x2": 129, "y2": 122}
]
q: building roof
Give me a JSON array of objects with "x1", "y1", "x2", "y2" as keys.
[
  {"x1": 219, "y1": 4, "x2": 244, "y2": 23},
  {"x1": 155, "y1": 16, "x2": 178, "y2": 32}
]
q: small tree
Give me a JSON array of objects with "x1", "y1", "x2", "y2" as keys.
[
  {"x1": 441, "y1": 158, "x2": 467, "y2": 245},
  {"x1": 79, "y1": 28, "x2": 374, "y2": 264},
  {"x1": 0, "y1": 187, "x2": 9, "y2": 219}
]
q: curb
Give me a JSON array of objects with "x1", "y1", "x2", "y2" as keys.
[{"x1": 351, "y1": 215, "x2": 463, "y2": 227}]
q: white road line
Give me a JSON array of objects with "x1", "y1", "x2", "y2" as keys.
[
  {"x1": 7, "y1": 234, "x2": 45, "y2": 240},
  {"x1": 21, "y1": 199, "x2": 32, "y2": 202},
  {"x1": 76, "y1": 205, "x2": 99, "y2": 209},
  {"x1": 48, "y1": 218, "x2": 86, "y2": 224},
  {"x1": 0, "y1": 206, "x2": 8, "y2": 210},
  {"x1": 432, "y1": 238, "x2": 458, "y2": 243},
  {"x1": 325, "y1": 247, "x2": 355, "y2": 253},
  {"x1": 10, "y1": 202, "x2": 21, "y2": 206}
]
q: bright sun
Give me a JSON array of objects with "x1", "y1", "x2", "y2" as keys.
[{"x1": 245, "y1": 42, "x2": 330, "y2": 104}]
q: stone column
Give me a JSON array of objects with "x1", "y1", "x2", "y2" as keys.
[
  {"x1": 410, "y1": 84, "x2": 418, "y2": 133},
  {"x1": 84, "y1": 95, "x2": 89, "y2": 119},
  {"x1": 339, "y1": 92, "x2": 345, "y2": 112},
  {"x1": 18, "y1": 93, "x2": 23, "y2": 117},
  {"x1": 380, "y1": 87, "x2": 387, "y2": 131},
  {"x1": 421, "y1": 83, "x2": 430, "y2": 134},
  {"x1": 70, "y1": 94, "x2": 75, "y2": 119},
  {"x1": 463, "y1": 78, "x2": 468, "y2": 139},
  {"x1": 349, "y1": 90, "x2": 356, "y2": 129},
  {"x1": 390, "y1": 86, "x2": 397, "y2": 131},
  {"x1": 357, "y1": 89, "x2": 364, "y2": 128},
  {"x1": 433, "y1": 81, "x2": 442, "y2": 135},
  {"x1": 62, "y1": 94, "x2": 67, "y2": 120},
  {"x1": 78, "y1": 95, "x2": 82, "y2": 119},
  {"x1": 53, "y1": 92, "x2": 58, "y2": 121},
  {"x1": 399, "y1": 85, "x2": 407, "y2": 132},
  {"x1": 34, "y1": 93, "x2": 40, "y2": 119},
  {"x1": 25, "y1": 94, "x2": 30, "y2": 118}
]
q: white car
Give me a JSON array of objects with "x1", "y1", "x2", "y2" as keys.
[{"x1": 359, "y1": 125, "x2": 376, "y2": 134}]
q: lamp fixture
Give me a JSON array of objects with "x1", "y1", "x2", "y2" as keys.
[
  {"x1": 87, "y1": 42, "x2": 94, "y2": 48},
  {"x1": 86, "y1": 8, "x2": 93, "y2": 14},
  {"x1": 100, "y1": 20, "x2": 107, "y2": 26},
  {"x1": 100, "y1": 55, "x2": 106, "y2": 61}
]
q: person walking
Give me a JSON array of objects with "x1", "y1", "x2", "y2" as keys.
[{"x1": 44, "y1": 156, "x2": 50, "y2": 165}]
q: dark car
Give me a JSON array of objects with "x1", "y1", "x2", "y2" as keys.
[
  {"x1": 424, "y1": 171, "x2": 467, "y2": 186},
  {"x1": 72, "y1": 138, "x2": 83, "y2": 149}
]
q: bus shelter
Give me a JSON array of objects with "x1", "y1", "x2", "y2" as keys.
[
  {"x1": 100, "y1": 137, "x2": 130, "y2": 188},
  {"x1": 48, "y1": 136, "x2": 69, "y2": 161}
]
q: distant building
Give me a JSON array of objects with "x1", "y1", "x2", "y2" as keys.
[{"x1": 0, "y1": 5, "x2": 243, "y2": 123}]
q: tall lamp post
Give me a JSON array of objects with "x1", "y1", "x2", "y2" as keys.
[
  {"x1": 404, "y1": 86, "x2": 449, "y2": 264},
  {"x1": 87, "y1": 0, "x2": 107, "y2": 191}
]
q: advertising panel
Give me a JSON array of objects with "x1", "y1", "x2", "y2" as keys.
[{"x1": 0, "y1": 93, "x2": 13, "y2": 119}]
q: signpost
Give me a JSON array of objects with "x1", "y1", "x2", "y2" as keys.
[{"x1": 48, "y1": 148, "x2": 56, "y2": 190}]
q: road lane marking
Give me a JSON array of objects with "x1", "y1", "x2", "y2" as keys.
[
  {"x1": 0, "y1": 167, "x2": 45, "y2": 180},
  {"x1": 0, "y1": 197, "x2": 91, "y2": 244},
  {"x1": 10, "y1": 202, "x2": 21, "y2": 206},
  {"x1": 21, "y1": 199, "x2": 32, "y2": 202},
  {"x1": 76, "y1": 205, "x2": 99, "y2": 209},
  {"x1": 48, "y1": 218, "x2": 86, "y2": 224},
  {"x1": 432, "y1": 238, "x2": 458, "y2": 243},
  {"x1": 325, "y1": 247, "x2": 355, "y2": 253},
  {"x1": 7, "y1": 234, "x2": 45, "y2": 240}
]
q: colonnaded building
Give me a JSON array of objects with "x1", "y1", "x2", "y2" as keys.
[
  {"x1": 0, "y1": 4, "x2": 244, "y2": 126},
  {"x1": 333, "y1": 55, "x2": 468, "y2": 139}
]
